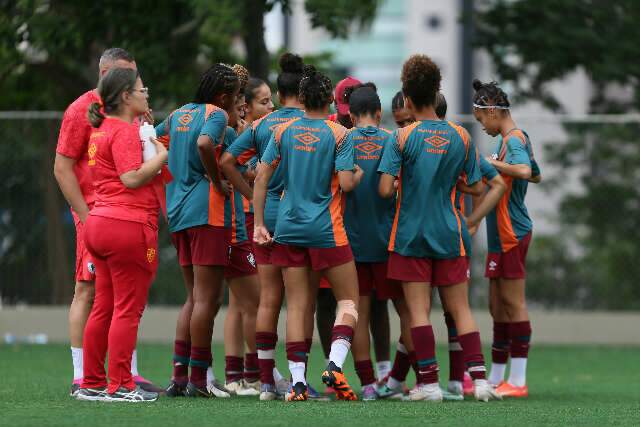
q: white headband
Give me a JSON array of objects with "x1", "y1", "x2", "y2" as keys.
[{"x1": 473, "y1": 103, "x2": 510, "y2": 110}]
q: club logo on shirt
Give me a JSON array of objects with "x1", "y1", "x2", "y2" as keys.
[
  {"x1": 293, "y1": 131, "x2": 320, "y2": 152},
  {"x1": 355, "y1": 142, "x2": 382, "y2": 160},
  {"x1": 87, "y1": 143, "x2": 97, "y2": 166},
  {"x1": 424, "y1": 135, "x2": 450, "y2": 154},
  {"x1": 177, "y1": 113, "x2": 193, "y2": 132},
  {"x1": 146, "y1": 248, "x2": 156, "y2": 263},
  {"x1": 247, "y1": 252, "x2": 256, "y2": 268},
  {"x1": 87, "y1": 261, "x2": 96, "y2": 275},
  {"x1": 489, "y1": 260, "x2": 498, "y2": 271}
]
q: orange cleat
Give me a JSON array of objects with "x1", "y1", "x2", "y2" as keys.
[
  {"x1": 495, "y1": 382, "x2": 528, "y2": 398},
  {"x1": 322, "y1": 362, "x2": 357, "y2": 401}
]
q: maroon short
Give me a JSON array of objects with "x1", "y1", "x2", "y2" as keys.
[
  {"x1": 271, "y1": 243, "x2": 353, "y2": 271},
  {"x1": 253, "y1": 241, "x2": 273, "y2": 265},
  {"x1": 245, "y1": 213, "x2": 254, "y2": 243},
  {"x1": 356, "y1": 262, "x2": 402, "y2": 299},
  {"x1": 72, "y1": 210, "x2": 95, "y2": 282},
  {"x1": 171, "y1": 225, "x2": 231, "y2": 267},
  {"x1": 387, "y1": 252, "x2": 470, "y2": 286},
  {"x1": 225, "y1": 240, "x2": 257, "y2": 278},
  {"x1": 485, "y1": 232, "x2": 532, "y2": 280}
]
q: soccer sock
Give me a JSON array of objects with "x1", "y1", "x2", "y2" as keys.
[
  {"x1": 286, "y1": 341, "x2": 307, "y2": 385},
  {"x1": 189, "y1": 346, "x2": 210, "y2": 388},
  {"x1": 328, "y1": 325, "x2": 354, "y2": 370},
  {"x1": 444, "y1": 312, "x2": 465, "y2": 383},
  {"x1": 71, "y1": 346, "x2": 83, "y2": 381},
  {"x1": 304, "y1": 338, "x2": 313, "y2": 380},
  {"x1": 508, "y1": 321, "x2": 532, "y2": 387},
  {"x1": 172, "y1": 340, "x2": 190, "y2": 384},
  {"x1": 458, "y1": 332, "x2": 487, "y2": 381},
  {"x1": 375, "y1": 360, "x2": 391, "y2": 381},
  {"x1": 256, "y1": 332, "x2": 277, "y2": 386},
  {"x1": 244, "y1": 353, "x2": 259, "y2": 383},
  {"x1": 355, "y1": 359, "x2": 376, "y2": 387},
  {"x1": 388, "y1": 340, "x2": 410, "y2": 384},
  {"x1": 225, "y1": 356, "x2": 244, "y2": 383},
  {"x1": 130, "y1": 349, "x2": 139, "y2": 377},
  {"x1": 490, "y1": 321, "x2": 510, "y2": 385},
  {"x1": 410, "y1": 326, "x2": 439, "y2": 385}
]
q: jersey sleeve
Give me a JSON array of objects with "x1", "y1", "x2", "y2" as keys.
[
  {"x1": 112, "y1": 125, "x2": 143, "y2": 175},
  {"x1": 463, "y1": 140, "x2": 482, "y2": 185},
  {"x1": 56, "y1": 103, "x2": 90, "y2": 159},
  {"x1": 505, "y1": 136, "x2": 531, "y2": 166},
  {"x1": 479, "y1": 156, "x2": 498, "y2": 181},
  {"x1": 200, "y1": 110, "x2": 227, "y2": 147},
  {"x1": 261, "y1": 133, "x2": 281, "y2": 168},
  {"x1": 377, "y1": 131, "x2": 402, "y2": 177},
  {"x1": 226, "y1": 125, "x2": 257, "y2": 165},
  {"x1": 334, "y1": 132, "x2": 354, "y2": 172}
]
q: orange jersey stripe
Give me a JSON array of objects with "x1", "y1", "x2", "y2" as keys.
[
  {"x1": 496, "y1": 176, "x2": 519, "y2": 252},
  {"x1": 388, "y1": 175, "x2": 402, "y2": 252},
  {"x1": 329, "y1": 174, "x2": 348, "y2": 246},
  {"x1": 450, "y1": 186, "x2": 466, "y2": 257},
  {"x1": 208, "y1": 185, "x2": 226, "y2": 227}
]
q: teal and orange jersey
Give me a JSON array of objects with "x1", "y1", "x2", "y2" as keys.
[
  {"x1": 155, "y1": 103, "x2": 231, "y2": 233},
  {"x1": 378, "y1": 120, "x2": 481, "y2": 259},
  {"x1": 262, "y1": 117, "x2": 354, "y2": 248},
  {"x1": 454, "y1": 156, "x2": 499, "y2": 214},
  {"x1": 242, "y1": 156, "x2": 258, "y2": 215},
  {"x1": 226, "y1": 107, "x2": 305, "y2": 232},
  {"x1": 222, "y1": 127, "x2": 248, "y2": 244},
  {"x1": 343, "y1": 126, "x2": 395, "y2": 262},
  {"x1": 486, "y1": 129, "x2": 538, "y2": 253}
]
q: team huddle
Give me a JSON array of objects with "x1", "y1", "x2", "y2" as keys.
[{"x1": 54, "y1": 47, "x2": 538, "y2": 403}]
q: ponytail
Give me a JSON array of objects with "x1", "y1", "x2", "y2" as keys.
[{"x1": 88, "y1": 102, "x2": 106, "y2": 128}]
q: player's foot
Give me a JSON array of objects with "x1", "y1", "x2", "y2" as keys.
[
  {"x1": 323, "y1": 386, "x2": 335, "y2": 396},
  {"x1": 376, "y1": 374, "x2": 389, "y2": 388},
  {"x1": 474, "y1": 379, "x2": 502, "y2": 402},
  {"x1": 275, "y1": 377, "x2": 291, "y2": 396},
  {"x1": 243, "y1": 379, "x2": 261, "y2": 393},
  {"x1": 70, "y1": 381, "x2": 81, "y2": 397},
  {"x1": 106, "y1": 386, "x2": 159, "y2": 402},
  {"x1": 260, "y1": 383, "x2": 279, "y2": 401},
  {"x1": 184, "y1": 382, "x2": 214, "y2": 398},
  {"x1": 496, "y1": 382, "x2": 528, "y2": 398},
  {"x1": 286, "y1": 382, "x2": 308, "y2": 401},
  {"x1": 133, "y1": 375, "x2": 165, "y2": 394},
  {"x1": 407, "y1": 383, "x2": 443, "y2": 402},
  {"x1": 76, "y1": 386, "x2": 108, "y2": 402},
  {"x1": 441, "y1": 388, "x2": 464, "y2": 401},
  {"x1": 362, "y1": 384, "x2": 378, "y2": 401},
  {"x1": 307, "y1": 383, "x2": 327, "y2": 400},
  {"x1": 225, "y1": 380, "x2": 260, "y2": 396},
  {"x1": 463, "y1": 372, "x2": 474, "y2": 396},
  {"x1": 321, "y1": 362, "x2": 357, "y2": 401},
  {"x1": 377, "y1": 383, "x2": 405, "y2": 399},
  {"x1": 207, "y1": 380, "x2": 231, "y2": 398},
  {"x1": 165, "y1": 379, "x2": 187, "y2": 397}
]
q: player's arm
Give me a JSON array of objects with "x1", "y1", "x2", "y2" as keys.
[
  {"x1": 466, "y1": 174, "x2": 506, "y2": 229},
  {"x1": 488, "y1": 158, "x2": 531, "y2": 180},
  {"x1": 220, "y1": 152, "x2": 253, "y2": 199},
  {"x1": 456, "y1": 179, "x2": 485, "y2": 197},
  {"x1": 252, "y1": 161, "x2": 274, "y2": 246},
  {"x1": 338, "y1": 165, "x2": 363, "y2": 192},
  {"x1": 120, "y1": 138, "x2": 168, "y2": 189},
  {"x1": 378, "y1": 173, "x2": 397, "y2": 199},
  {"x1": 197, "y1": 135, "x2": 227, "y2": 195},
  {"x1": 53, "y1": 154, "x2": 90, "y2": 222}
]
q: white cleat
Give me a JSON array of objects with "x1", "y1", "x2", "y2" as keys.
[
  {"x1": 226, "y1": 380, "x2": 260, "y2": 396},
  {"x1": 275, "y1": 377, "x2": 291, "y2": 396},
  {"x1": 407, "y1": 383, "x2": 443, "y2": 402},
  {"x1": 260, "y1": 383, "x2": 279, "y2": 401},
  {"x1": 207, "y1": 380, "x2": 231, "y2": 398},
  {"x1": 473, "y1": 379, "x2": 502, "y2": 402}
]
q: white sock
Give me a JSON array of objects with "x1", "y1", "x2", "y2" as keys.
[
  {"x1": 328, "y1": 339, "x2": 351, "y2": 370},
  {"x1": 207, "y1": 366, "x2": 216, "y2": 384},
  {"x1": 387, "y1": 376, "x2": 402, "y2": 390},
  {"x1": 488, "y1": 363, "x2": 507, "y2": 386},
  {"x1": 508, "y1": 358, "x2": 527, "y2": 387},
  {"x1": 71, "y1": 347, "x2": 83, "y2": 380},
  {"x1": 289, "y1": 361, "x2": 307, "y2": 385},
  {"x1": 130, "y1": 349, "x2": 139, "y2": 377},
  {"x1": 273, "y1": 367, "x2": 284, "y2": 382},
  {"x1": 376, "y1": 360, "x2": 391, "y2": 380}
]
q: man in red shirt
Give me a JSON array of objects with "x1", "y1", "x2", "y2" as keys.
[
  {"x1": 54, "y1": 47, "x2": 160, "y2": 396},
  {"x1": 327, "y1": 76, "x2": 361, "y2": 128}
]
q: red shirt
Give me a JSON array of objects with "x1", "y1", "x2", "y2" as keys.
[
  {"x1": 87, "y1": 117, "x2": 160, "y2": 227},
  {"x1": 56, "y1": 90, "x2": 101, "y2": 206}
]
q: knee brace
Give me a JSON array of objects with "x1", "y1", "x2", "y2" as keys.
[{"x1": 335, "y1": 299, "x2": 358, "y2": 323}]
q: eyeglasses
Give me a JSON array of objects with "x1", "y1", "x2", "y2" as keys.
[{"x1": 132, "y1": 87, "x2": 149, "y2": 95}]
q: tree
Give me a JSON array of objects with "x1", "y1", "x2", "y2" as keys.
[{"x1": 474, "y1": 0, "x2": 640, "y2": 309}]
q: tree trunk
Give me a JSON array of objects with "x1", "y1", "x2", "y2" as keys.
[{"x1": 241, "y1": 0, "x2": 270, "y2": 80}]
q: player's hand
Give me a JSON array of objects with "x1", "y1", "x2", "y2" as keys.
[
  {"x1": 393, "y1": 179, "x2": 399, "y2": 190},
  {"x1": 254, "y1": 224, "x2": 272, "y2": 246},
  {"x1": 243, "y1": 167, "x2": 257, "y2": 183},
  {"x1": 77, "y1": 207, "x2": 90, "y2": 224},
  {"x1": 465, "y1": 217, "x2": 479, "y2": 236},
  {"x1": 353, "y1": 165, "x2": 364, "y2": 186},
  {"x1": 217, "y1": 179, "x2": 232, "y2": 196},
  {"x1": 142, "y1": 109, "x2": 155, "y2": 125},
  {"x1": 236, "y1": 118, "x2": 249, "y2": 134}
]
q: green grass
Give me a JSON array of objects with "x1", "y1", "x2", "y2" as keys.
[{"x1": 1, "y1": 344, "x2": 639, "y2": 426}]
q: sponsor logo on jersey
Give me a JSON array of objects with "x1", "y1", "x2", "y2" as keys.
[
  {"x1": 424, "y1": 135, "x2": 450, "y2": 154},
  {"x1": 88, "y1": 143, "x2": 97, "y2": 166},
  {"x1": 293, "y1": 131, "x2": 320, "y2": 152},
  {"x1": 355, "y1": 141, "x2": 383, "y2": 159},
  {"x1": 146, "y1": 248, "x2": 156, "y2": 263}
]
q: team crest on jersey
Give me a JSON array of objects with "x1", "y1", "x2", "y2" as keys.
[
  {"x1": 146, "y1": 248, "x2": 156, "y2": 263},
  {"x1": 247, "y1": 252, "x2": 256, "y2": 268},
  {"x1": 178, "y1": 114, "x2": 193, "y2": 125},
  {"x1": 87, "y1": 261, "x2": 96, "y2": 275},
  {"x1": 294, "y1": 132, "x2": 320, "y2": 145},
  {"x1": 88, "y1": 143, "x2": 97, "y2": 166},
  {"x1": 488, "y1": 260, "x2": 497, "y2": 271}
]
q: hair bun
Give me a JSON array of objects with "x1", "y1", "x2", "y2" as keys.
[
  {"x1": 302, "y1": 64, "x2": 317, "y2": 77},
  {"x1": 472, "y1": 79, "x2": 483, "y2": 91},
  {"x1": 279, "y1": 53, "x2": 304, "y2": 74}
]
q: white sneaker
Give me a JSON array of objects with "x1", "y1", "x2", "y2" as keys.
[
  {"x1": 207, "y1": 380, "x2": 231, "y2": 398},
  {"x1": 474, "y1": 379, "x2": 502, "y2": 402},
  {"x1": 275, "y1": 377, "x2": 291, "y2": 396},
  {"x1": 260, "y1": 383, "x2": 279, "y2": 401},
  {"x1": 244, "y1": 379, "x2": 260, "y2": 393},
  {"x1": 225, "y1": 380, "x2": 260, "y2": 396},
  {"x1": 408, "y1": 383, "x2": 443, "y2": 402}
]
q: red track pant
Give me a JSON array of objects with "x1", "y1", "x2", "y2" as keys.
[{"x1": 81, "y1": 215, "x2": 158, "y2": 393}]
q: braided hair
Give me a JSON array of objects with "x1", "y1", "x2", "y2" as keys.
[
  {"x1": 472, "y1": 79, "x2": 510, "y2": 109},
  {"x1": 232, "y1": 64, "x2": 250, "y2": 93},
  {"x1": 401, "y1": 54, "x2": 441, "y2": 109},
  {"x1": 194, "y1": 63, "x2": 239, "y2": 105},
  {"x1": 299, "y1": 65, "x2": 333, "y2": 111}
]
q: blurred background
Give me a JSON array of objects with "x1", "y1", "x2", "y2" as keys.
[{"x1": 1, "y1": 0, "x2": 639, "y2": 321}]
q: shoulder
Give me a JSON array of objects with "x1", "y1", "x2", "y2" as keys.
[
  {"x1": 446, "y1": 121, "x2": 470, "y2": 144},
  {"x1": 396, "y1": 121, "x2": 421, "y2": 151},
  {"x1": 252, "y1": 111, "x2": 275, "y2": 130},
  {"x1": 508, "y1": 129, "x2": 528, "y2": 147},
  {"x1": 379, "y1": 127, "x2": 392, "y2": 135},
  {"x1": 65, "y1": 90, "x2": 98, "y2": 117},
  {"x1": 204, "y1": 104, "x2": 228, "y2": 122},
  {"x1": 274, "y1": 117, "x2": 301, "y2": 142},
  {"x1": 323, "y1": 120, "x2": 348, "y2": 143}
]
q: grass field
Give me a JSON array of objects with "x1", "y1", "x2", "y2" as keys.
[{"x1": 1, "y1": 343, "x2": 639, "y2": 426}]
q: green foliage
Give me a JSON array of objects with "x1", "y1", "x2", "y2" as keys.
[{"x1": 304, "y1": 0, "x2": 382, "y2": 38}]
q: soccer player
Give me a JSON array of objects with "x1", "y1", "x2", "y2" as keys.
[
  {"x1": 158, "y1": 64, "x2": 240, "y2": 398},
  {"x1": 76, "y1": 68, "x2": 166, "y2": 402},
  {"x1": 391, "y1": 91, "x2": 415, "y2": 128},
  {"x1": 472, "y1": 79, "x2": 540, "y2": 398},
  {"x1": 54, "y1": 47, "x2": 160, "y2": 396},
  {"x1": 253, "y1": 65, "x2": 363, "y2": 402},
  {"x1": 220, "y1": 53, "x2": 306, "y2": 401},
  {"x1": 378, "y1": 55, "x2": 500, "y2": 402}
]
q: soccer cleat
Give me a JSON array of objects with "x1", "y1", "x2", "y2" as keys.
[
  {"x1": 133, "y1": 375, "x2": 165, "y2": 394},
  {"x1": 165, "y1": 380, "x2": 187, "y2": 397},
  {"x1": 225, "y1": 379, "x2": 260, "y2": 396},
  {"x1": 407, "y1": 383, "x2": 443, "y2": 402},
  {"x1": 474, "y1": 379, "x2": 502, "y2": 402},
  {"x1": 70, "y1": 382, "x2": 81, "y2": 397},
  {"x1": 286, "y1": 382, "x2": 309, "y2": 401},
  {"x1": 463, "y1": 372, "x2": 474, "y2": 396},
  {"x1": 275, "y1": 377, "x2": 291, "y2": 397},
  {"x1": 321, "y1": 362, "x2": 357, "y2": 401},
  {"x1": 76, "y1": 387, "x2": 108, "y2": 402},
  {"x1": 244, "y1": 379, "x2": 261, "y2": 393},
  {"x1": 376, "y1": 374, "x2": 389, "y2": 387},
  {"x1": 496, "y1": 382, "x2": 528, "y2": 398},
  {"x1": 260, "y1": 383, "x2": 279, "y2": 401},
  {"x1": 362, "y1": 384, "x2": 378, "y2": 401},
  {"x1": 184, "y1": 382, "x2": 214, "y2": 398},
  {"x1": 106, "y1": 386, "x2": 159, "y2": 402},
  {"x1": 441, "y1": 387, "x2": 464, "y2": 401},
  {"x1": 207, "y1": 380, "x2": 231, "y2": 398},
  {"x1": 377, "y1": 382, "x2": 405, "y2": 400}
]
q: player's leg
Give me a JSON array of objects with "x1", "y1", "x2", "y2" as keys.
[
  {"x1": 488, "y1": 278, "x2": 509, "y2": 387},
  {"x1": 369, "y1": 290, "x2": 391, "y2": 383},
  {"x1": 439, "y1": 293, "x2": 466, "y2": 400},
  {"x1": 224, "y1": 291, "x2": 246, "y2": 394},
  {"x1": 352, "y1": 264, "x2": 376, "y2": 400}
]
